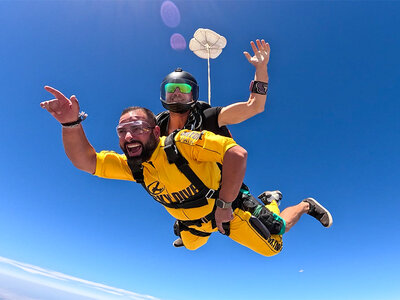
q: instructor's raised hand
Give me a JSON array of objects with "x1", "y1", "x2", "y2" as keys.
[
  {"x1": 243, "y1": 39, "x2": 270, "y2": 70},
  {"x1": 41, "y1": 86, "x2": 80, "y2": 124}
]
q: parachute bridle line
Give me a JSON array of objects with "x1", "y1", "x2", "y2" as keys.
[{"x1": 207, "y1": 44, "x2": 211, "y2": 105}]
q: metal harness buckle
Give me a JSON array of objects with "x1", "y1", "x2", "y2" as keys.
[{"x1": 205, "y1": 189, "x2": 215, "y2": 199}]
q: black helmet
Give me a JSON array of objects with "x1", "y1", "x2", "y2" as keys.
[{"x1": 160, "y1": 68, "x2": 199, "y2": 113}]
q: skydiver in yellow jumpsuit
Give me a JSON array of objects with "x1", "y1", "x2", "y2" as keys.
[{"x1": 40, "y1": 87, "x2": 333, "y2": 256}]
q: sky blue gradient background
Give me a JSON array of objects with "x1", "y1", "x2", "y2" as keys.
[{"x1": 0, "y1": 1, "x2": 399, "y2": 300}]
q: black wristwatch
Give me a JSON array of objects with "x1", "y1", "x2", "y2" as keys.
[
  {"x1": 249, "y1": 80, "x2": 268, "y2": 95},
  {"x1": 216, "y1": 198, "x2": 232, "y2": 209},
  {"x1": 61, "y1": 111, "x2": 88, "y2": 128}
]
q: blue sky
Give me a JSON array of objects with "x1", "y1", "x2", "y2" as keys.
[{"x1": 0, "y1": 1, "x2": 399, "y2": 299}]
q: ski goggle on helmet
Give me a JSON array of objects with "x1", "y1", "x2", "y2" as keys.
[
  {"x1": 164, "y1": 83, "x2": 192, "y2": 94},
  {"x1": 160, "y1": 68, "x2": 199, "y2": 113}
]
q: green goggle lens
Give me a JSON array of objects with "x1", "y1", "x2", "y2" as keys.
[{"x1": 165, "y1": 83, "x2": 192, "y2": 94}]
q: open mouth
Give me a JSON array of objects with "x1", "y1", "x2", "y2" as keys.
[{"x1": 125, "y1": 142, "x2": 143, "y2": 157}]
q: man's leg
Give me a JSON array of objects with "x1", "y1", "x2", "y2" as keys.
[
  {"x1": 280, "y1": 198, "x2": 333, "y2": 232},
  {"x1": 179, "y1": 230, "x2": 210, "y2": 250},
  {"x1": 174, "y1": 189, "x2": 283, "y2": 248},
  {"x1": 173, "y1": 220, "x2": 215, "y2": 250},
  {"x1": 229, "y1": 208, "x2": 284, "y2": 257}
]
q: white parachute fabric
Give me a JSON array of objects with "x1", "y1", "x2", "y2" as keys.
[
  {"x1": 189, "y1": 28, "x2": 227, "y2": 59},
  {"x1": 189, "y1": 28, "x2": 227, "y2": 105}
]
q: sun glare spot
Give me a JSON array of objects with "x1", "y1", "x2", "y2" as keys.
[
  {"x1": 160, "y1": 1, "x2": 180, "y2": 28},
  {"x1": 170, "y1": 33, "x2": 186, "y2": 50}
]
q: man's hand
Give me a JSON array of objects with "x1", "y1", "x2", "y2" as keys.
[
  {"x1": 215, "y1": 207, "x2": 234, "y2": 234},
  {"x1": 40, "y1": 86, "x2": 80, "y2": 124},
  {"x1": 243, "y1": 39, "x2": 270, "y2": 70}
]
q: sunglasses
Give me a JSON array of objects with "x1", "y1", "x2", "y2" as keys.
[
  {"x1": 116, "y1": 121, "x2": 155, "y2": 138},
  {"x1": 165, "y1": 83, "x2": 192, "y2": 94}
]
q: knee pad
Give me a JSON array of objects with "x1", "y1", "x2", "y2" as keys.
[
  {"x1": 241, "y1": 194, "x2": 260, "y2": 213},
  {"x1": 257, "y1": 207, "x2": 285, "y2": 235},
  {"x1": 240, "y1": 193, "x2": 285, "y2": 235}
]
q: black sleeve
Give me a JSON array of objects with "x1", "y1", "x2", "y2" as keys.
[
  {"x1": 156, "y1": 110, "x2": 170, "y2": 137},
  {"x1": 202, "y1": 107, "x2": 232, "y2": 138}
]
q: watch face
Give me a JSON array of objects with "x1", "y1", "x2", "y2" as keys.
[
  {"x1": 216, "y1": 199, "x2": 231, "y2": 208},
  {"x1": 216, "y1": 199, "x2": 224, "y2": 208}
]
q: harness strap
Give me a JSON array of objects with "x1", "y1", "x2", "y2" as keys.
[
  {"x1": 126, "y1": 131, "x2": 220, "y2": 210},
  {"x1": 182, "y1": 225, "x2": 212, "y2": 237},
  {"x1": 158, "y1": 188, "x2": 218, "y2": 209},
  {"x1": 127, "y1": 160, "x2": 153, "y2": 197},
  {"x1": 128, "y1": 161, "x2": 145, "y2": 184},
  {"x1": 178, "y1": 184, "x2": 247, "y2": 228},
  {"x1": 161, "y1": 131, "x2": 220, "y2": 209},
  {"x1": 164, "y1": 131, "x2": 208, "y2": 191},
  {"x1": 179, "y1": 206, "x2": 217, "y2": 227},
  {"x1": 174, "y1": 220, "x2": 212, "y2": 238}
]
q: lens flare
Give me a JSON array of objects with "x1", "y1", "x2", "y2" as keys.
[
  {"x1": 170, "y1": 33, "x2": 186, "y2": 50},
  {"x1": 160, "y1": 1, "x2": 180, "y2": 28}
]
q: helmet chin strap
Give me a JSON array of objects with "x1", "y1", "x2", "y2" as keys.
[{"x1": 161, "y1": 100, "x2": 196, "y2": 114}]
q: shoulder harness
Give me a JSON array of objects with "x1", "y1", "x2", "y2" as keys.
[{"x1": 128, "y1": 130, "x2": 219, "y2": 209}]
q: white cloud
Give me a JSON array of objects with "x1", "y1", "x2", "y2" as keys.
[
  {"x1": 0, "y1": 287, "x2": 36, "y2": 300},
  {"x1": 0, "y1": 256, "x2": 160, "y2": 300},
  {"x1": 299, "y1": 269, "x2": 304, "y2": 273}
]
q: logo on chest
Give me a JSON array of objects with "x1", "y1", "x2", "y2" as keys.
[
  {"x1": 147, "y1": 182, "x2": 200, "y2": 203},
  {"x1": 147, "y1": 181, "x2": 166, "y2": 195}
]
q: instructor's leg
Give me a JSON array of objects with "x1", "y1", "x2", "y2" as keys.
[
  {"x1": 280, "y1": 198, "x2": 333, "y2": 232},
  {"x1": 279, "y1": 202, "x2": 309, "y2": 232}
]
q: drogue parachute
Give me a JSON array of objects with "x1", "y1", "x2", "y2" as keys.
[{"x1": 189, "y1": 28, "x2": 227, "y2": 105}]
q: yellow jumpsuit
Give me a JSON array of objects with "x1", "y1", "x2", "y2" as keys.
[{"x1": 94, "y1": 130, "x2": 283, "y2": 257}]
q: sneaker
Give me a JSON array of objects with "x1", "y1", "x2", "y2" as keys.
[
  {"x1": 172, "y1": 238, "x2": 184, "y2": 248},
  {"x1": 258, "y1": 190, "x2": 282, "y2": 206},
  {"x1": 303, "y1": 198, "x2": 333, "y2": 228}
]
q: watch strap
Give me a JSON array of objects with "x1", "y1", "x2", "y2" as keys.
[
  {"x1": 249, "y1": 80, "x2": 268, "y2": 95},
  {"x1": 61, "y1": 111, "x2": 88, "y2": 127}
]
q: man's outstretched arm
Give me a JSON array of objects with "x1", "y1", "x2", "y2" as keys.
[
  {"x1": 215, "y1": 145, "x2": 248, "y2": 234},
  {"x1": 218, "y1": 39, "x2": 270, "y2": 127},
  {"x1": 41, "y1": 86, "x2": 96, "y2": 174}
]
